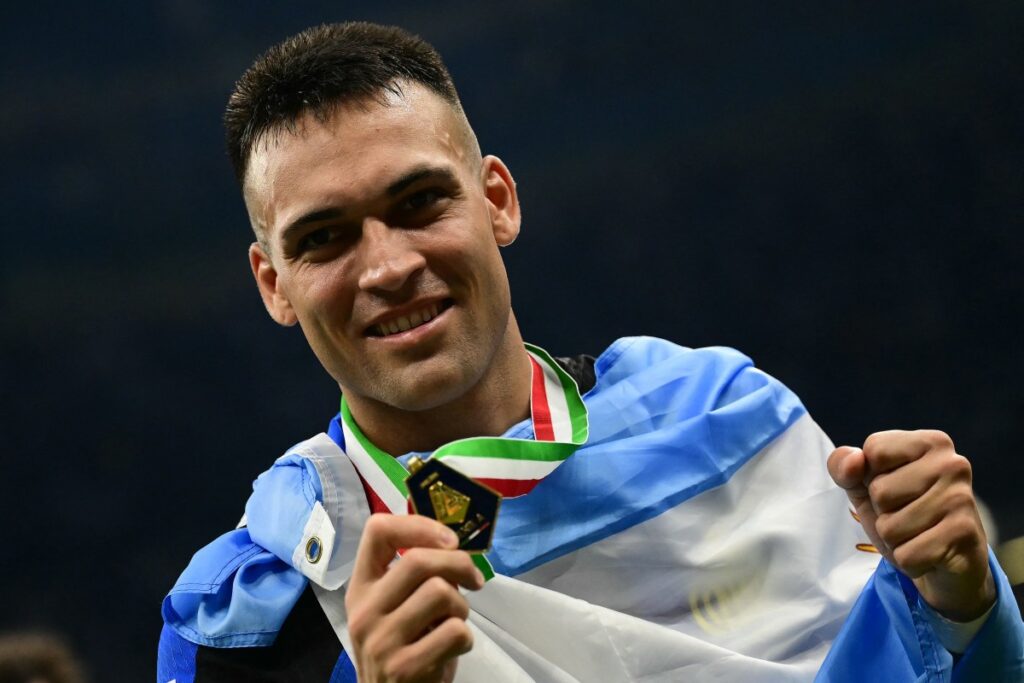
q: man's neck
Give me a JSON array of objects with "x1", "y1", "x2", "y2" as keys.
[{"x1": 343, "y1": 323, "x2": 534, "y2": 456}]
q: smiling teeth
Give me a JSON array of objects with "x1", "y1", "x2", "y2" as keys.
[{"x1": 378, "y1": 303, "x2": 441, "y2": 336}]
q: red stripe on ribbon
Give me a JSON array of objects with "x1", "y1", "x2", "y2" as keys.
[
  {"x1": 357, "y1": 470, "x2": 393, "y2": 515},
  {"x1": 530, "y1": 357, "x2": 555, "y2": 441},
  {"x1": 358, "y1": 470, "x2": 413, "y2": 557},
  {"x1": 476, "y1": 477, "x2": 542, "y2": 498}
]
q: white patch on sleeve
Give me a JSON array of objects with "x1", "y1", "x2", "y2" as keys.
[{"x1": 278, "y1": 433, "x2": 371, "y2": 589}]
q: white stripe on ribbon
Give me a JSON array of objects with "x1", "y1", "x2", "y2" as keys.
[
  {"x1": 439, "y1": 455, "x2": 562, "y2": 481},
  {"x1": 341, "y1": 420, "x2": 408, "y2": 514},
  {"x1": 532, "y1": 350, "x2": 574, "y2": 442}
]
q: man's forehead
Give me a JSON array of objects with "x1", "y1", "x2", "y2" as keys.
[
  {"x1": 245, "y1": 85, "x2": 467, "y2": 188},
  {"x1": 242, "y1": 84, "x2": 474, "y2": 240}
]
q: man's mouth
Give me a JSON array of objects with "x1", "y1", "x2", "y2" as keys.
[{"x1": 366, "y1": 299, "x2": 453, "y2": 337}]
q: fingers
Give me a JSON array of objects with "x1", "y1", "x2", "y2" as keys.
[
  {"x1": 888, "y1": 508, "x2": 985, "y2": 579},
  {"x1": 866, "y1": 449, "x2": 959, "y2": 514},
  {"x1": 382, "y1": 617, "x2": 474, "y2": 682},
  {"x1": 346, "y1": 513, "x2": 482, "y2": 682},
  {"x1": 861, "y1": 429, "x2": 952, "y2": 475},
  {"x1": 871, "y1": 453, "x2": 976, "y2": 559},
  {"x1": 366, "y1": 546, "x2": 484, "y2": 616},
  {"x1": 350, "y1": 513, "x2": 459, "y2": 589},
  {"x1": 830, "y1": 431, "x2": 961, "y2": 505},
  {"x1": 358, "y1": 575, "x2": 471, "y2": 677},
  {"x1": 873, "y1": 480, "x2": 949, "y2": 549},
  {"x1": 385, "y1": 575, "x2": 472, "y2": 645}
]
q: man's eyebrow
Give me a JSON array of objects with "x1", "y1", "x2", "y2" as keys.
[{"x1": 386, "y1": 165, "x2": 458, "y2": 196}]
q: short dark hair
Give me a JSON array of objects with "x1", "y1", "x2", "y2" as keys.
[
  {"x1": 0, "y1": 632, "x2": 87, "y2": 683},
  {"x1": 225, "y1": 22, "x2": 462, "y2": 185}
]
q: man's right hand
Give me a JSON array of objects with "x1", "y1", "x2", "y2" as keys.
[{"x1": 345, "y1": 513, "x2": 485, "y2": 683}]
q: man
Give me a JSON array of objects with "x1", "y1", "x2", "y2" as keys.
[{"x1": 158, "y1": 22, "x2": 1024, "y2": 682}]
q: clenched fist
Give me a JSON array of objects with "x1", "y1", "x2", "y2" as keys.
[{"x1": 827, "y1": 430, "x2": 995, "y2": 622}]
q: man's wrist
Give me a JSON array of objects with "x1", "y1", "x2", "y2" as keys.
[{"x1": 918, "y1": 593, "x2": 995, "y2": 654}]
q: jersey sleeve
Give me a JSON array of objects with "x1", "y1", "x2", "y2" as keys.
[{"x1": 816, "y1": 550, "x2": 1024, "y2": 681}]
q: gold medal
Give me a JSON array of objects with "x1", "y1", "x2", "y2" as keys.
[{"x1": 406, "y1": 456, "x2": 501, "y2": 553}]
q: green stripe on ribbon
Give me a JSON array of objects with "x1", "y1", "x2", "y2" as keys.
[
  {"x1": 341, "y1": 399, "x2": 409, "y2": 495},
  {"x1": 472, "y1": 553, "x2": 495, "y2": 581}
]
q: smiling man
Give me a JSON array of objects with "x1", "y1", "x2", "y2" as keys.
[{"x1": 158, "y1": 22, "x2": 1023, "y2": 683}]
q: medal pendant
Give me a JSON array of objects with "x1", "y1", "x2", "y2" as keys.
[{"x1": 406, "y1": 456, "x2": 501, "y2": 553}]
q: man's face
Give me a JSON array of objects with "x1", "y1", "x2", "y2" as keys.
[{"x1": 245, "y1": 83, "x2": 521, "y2": 413}]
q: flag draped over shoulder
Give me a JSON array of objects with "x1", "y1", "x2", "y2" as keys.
[{"x1": 162, "y1": 337, "x2": 1024, "y2": 681}]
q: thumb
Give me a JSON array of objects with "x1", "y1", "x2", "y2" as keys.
[
  {"x1": 827, "y1": 446, "x2": 867, "y2": 492},
  {"x1": 828, "y1": 446, "x2": 890, "y2": 558}
]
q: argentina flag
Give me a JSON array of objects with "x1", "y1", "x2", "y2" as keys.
[{"x1": 161, "y1": 337, "x2": 1023, "y2": 682}]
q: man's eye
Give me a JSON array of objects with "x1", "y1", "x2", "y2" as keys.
[
  {"x1": 403, "y1": 189, "x2": 442, "y2": 211},
  {"x1": 298, "y1": 227, "x2": 335, "y2": 252}
]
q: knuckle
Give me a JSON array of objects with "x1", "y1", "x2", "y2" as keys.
[
  {"x1": 891, "y1": 544, "x2": 921, "y2": 576},
  {"x1": 945, "y1": 486, "x2": 975, "y2": 512},
  {"x1": 448, "y1": 619, "x2": 474, "y2": 652},
  {"x1": 874, "y1": 513, "x2": 895, "y2": 542},
  {"x1": 363, "y1": 630, "x2": 390, "y2": 664},
  {"x1": 948, "y1": 454, "x2": 972, "y2": 480},
  {"x1": 867, "y1": 477, "x2": 889, "y2": 507},
  {"x1": 346, "y1": 605, "x2": 372, "y2": 643},
  {"x1": 863, "y1": 429, "x2": 902, "y2": 452},
  {"x1": 947, "y1": 512, "x2": 980, "y2": 544},
  {"x1": 400, "y1": 547, "x2": 431, "y2": 577},
  {"x1": 919, "y1": 429, "x2": 954, "y2": 450},
  {"x1": 382, "y1": 657, "x2": 411, "y2": 683},
  {"x1": 364, "y1": 512, "x2": 391, "y2": 537},
  {"x1": 453, "y1": 594, "x2": 470, "y2": 620},
  {"x1": 365, "y1": 512, "x2": 388, "y2": 531},
  {"x1": 862, "y1": 432, "x2": 884, "y2": 455},
  {"x1": 459, "y1": 625, "x2": 474, "y2": 652},
  {"x1": 424, "y1": 574, "x2": 453, "y2": 599}
]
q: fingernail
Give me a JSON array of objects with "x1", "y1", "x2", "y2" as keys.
[{"x1": 473, "y1": 568, "x2": 485, "y2": 587}]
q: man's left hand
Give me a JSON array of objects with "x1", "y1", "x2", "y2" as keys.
[{"x1": 828, "y1": 429, "x2": 996, "y2": 621}]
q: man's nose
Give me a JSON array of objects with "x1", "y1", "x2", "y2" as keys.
[{"x1": 357, "y1": 219, "x2": 427, "y2": 292}]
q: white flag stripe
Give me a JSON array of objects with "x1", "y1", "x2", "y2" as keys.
[
  {"x1": 530, "y1": 350, "x2": 574, "y2": 442},
  {"x1": 341, "y1": 422, "x2": 408, "y2": 514},
  {"x1": 442, "y1": 454, "x2": 562, "y2": 480}
]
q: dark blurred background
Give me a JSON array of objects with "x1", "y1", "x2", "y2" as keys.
[{"x1": 2, "y1": 2, "x2": 1022, "y2": 680}]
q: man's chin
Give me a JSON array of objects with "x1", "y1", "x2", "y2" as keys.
[
  {"x1": 363, "y1": 356, "x2": 477, "y2": 413},
  {"x1": 384, "y1": 375, "x2": 472, "y2": 413}
]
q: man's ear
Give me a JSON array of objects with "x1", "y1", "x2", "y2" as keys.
[
  {"x1": 482, "y1": 155, "x2": 521, "y2": 247},
  {"x1": 249, "y1": 242, "x2": 298, "y2": 327}
]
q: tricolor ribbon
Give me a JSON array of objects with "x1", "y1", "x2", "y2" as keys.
[{"x1": 340, "y1": 343, "x2": 589, "y2": 580}]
